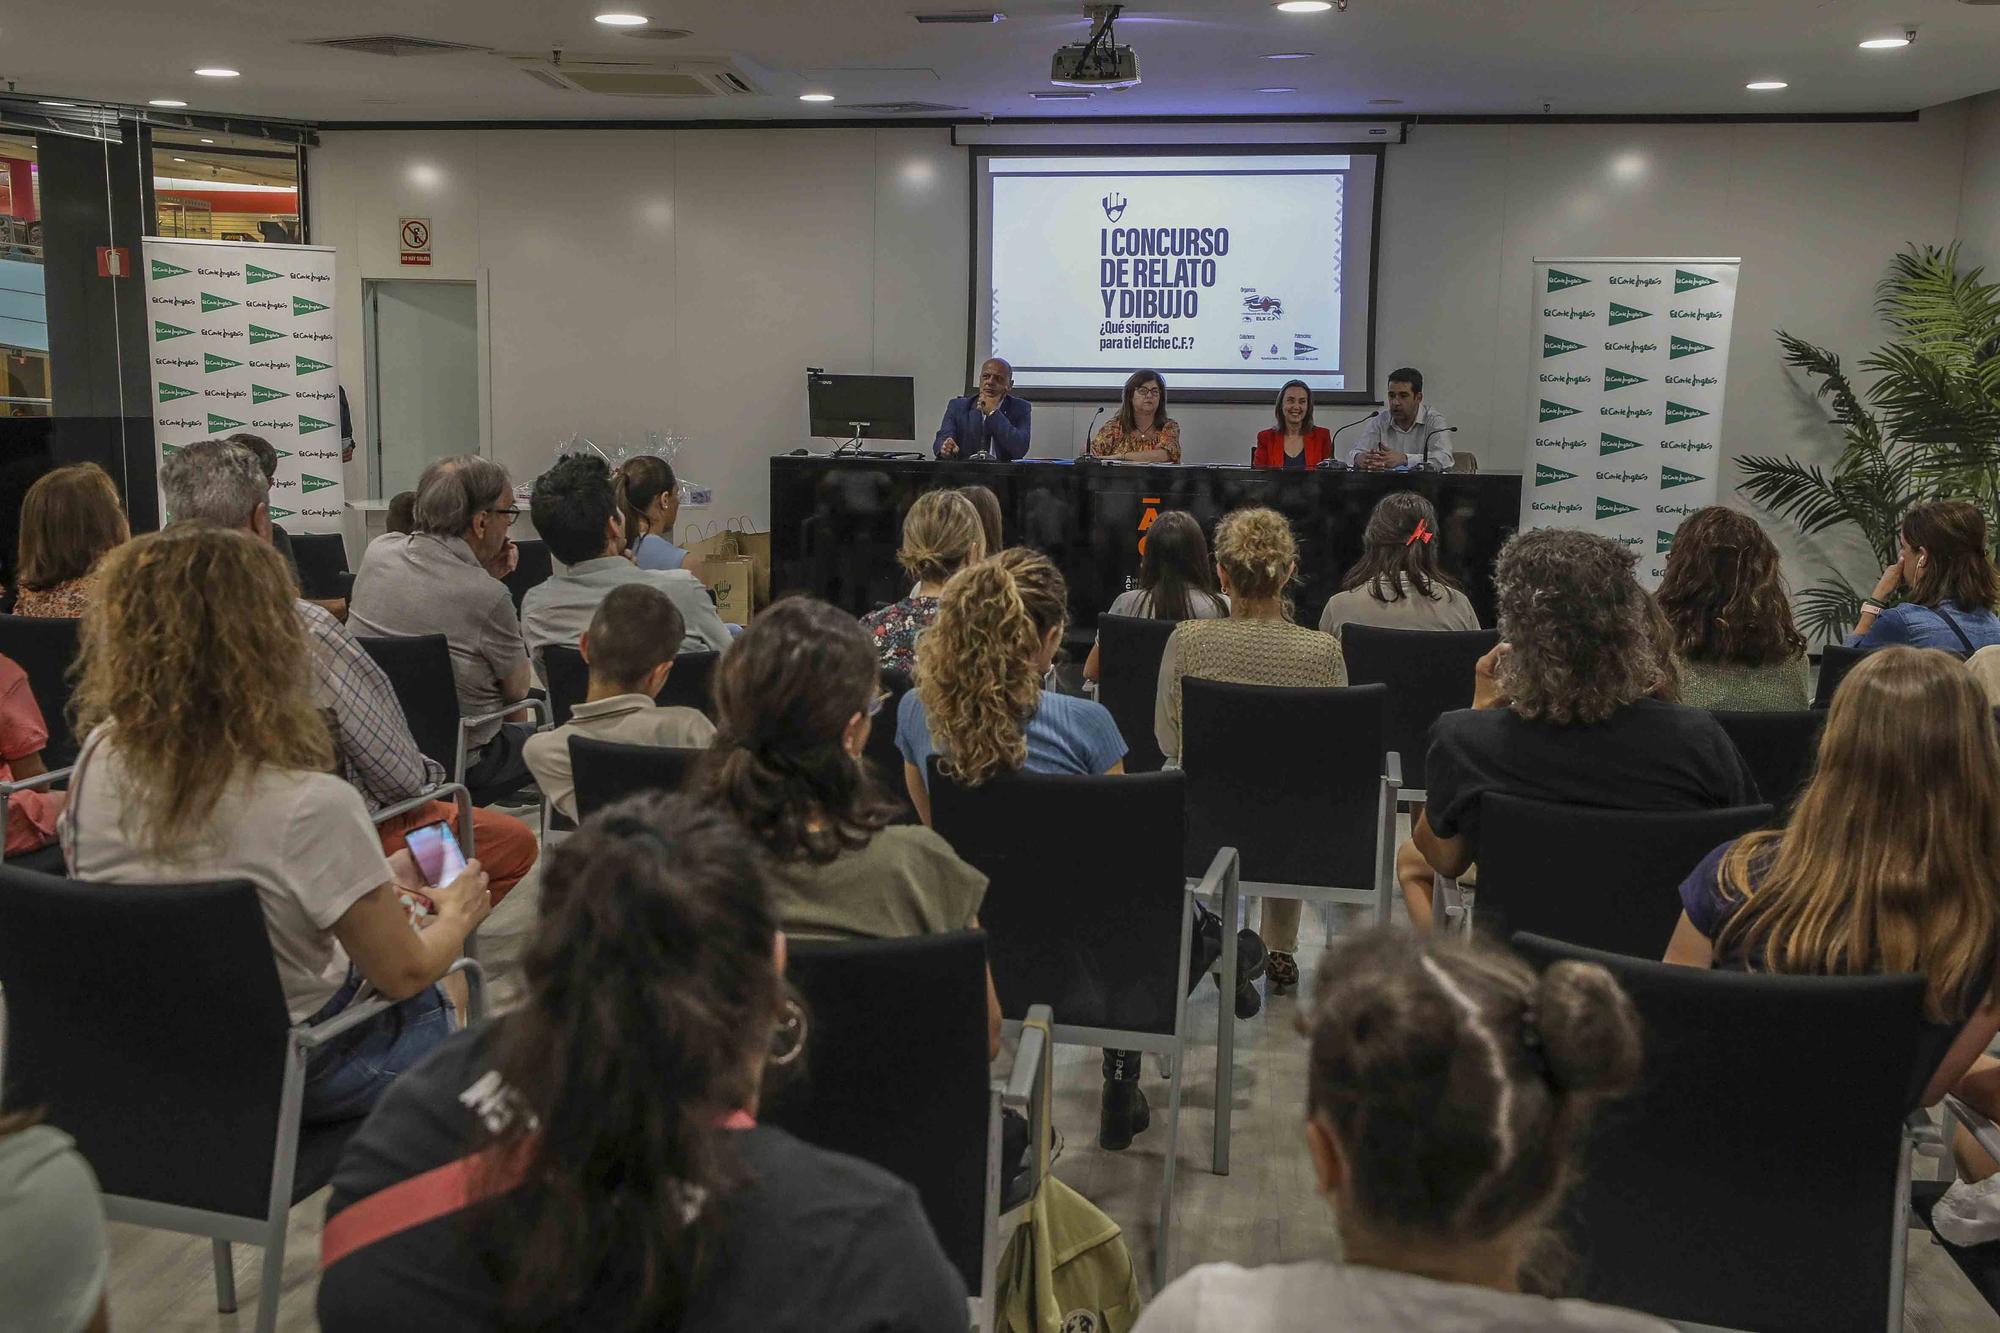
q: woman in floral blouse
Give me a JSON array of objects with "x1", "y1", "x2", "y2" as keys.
[
  {"x1": 13, "y1": 463, "x2": 129, "y2": 619},
  {"x1": 860, "y1": 488, "x2": 986, "y2": 675},
  {"x1": 1090, "y1": 369, "x2": 1181, "y2": 464}
]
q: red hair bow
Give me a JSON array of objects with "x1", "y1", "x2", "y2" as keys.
[{"x1": 1406, "y1": 518, "x2": 1434, "y2": 546}]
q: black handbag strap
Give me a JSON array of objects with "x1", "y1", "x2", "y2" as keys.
[{"x1": 1931, "y1": 604, "x2": 1979, "y2": 658}]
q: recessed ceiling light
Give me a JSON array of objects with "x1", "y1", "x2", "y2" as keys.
[
  {"x1": 1858, "y1": 35, "x2": 1911, "y2": 48},
  {"x1": 194, "y1": 67, "x2": 240, "y2": 78},
  {"x1": 1369, "y1": 97, "x2": 1404, "y2": 105},
  {"x1": 200, "y1": 137, "x2": 215, "y2": 144},
  {"x1": 149, "y1": 99, "x2": 188, "y2": 108},
  {"x1": 1274, "y1": 1, "x2": 1333, "y2": 11},
  {"x1": 1258, "y1": 87, "x2": 1298, "y2": 94},
  {"x1": 594, "y1": 12, "x2": 650, "y2": 25},
  {"x1": 1263, "y1": 52, "x2": 1313, "y2": 59},
  {"x1": 173, "y1": 156, "x2": 187, "y2": 162},
  {"x1": 1745, "y1": 80, "x2": 1787, "y2": 91},
  {"x1": 799, "y1": 92, "x2": 836, "y2": 102}
]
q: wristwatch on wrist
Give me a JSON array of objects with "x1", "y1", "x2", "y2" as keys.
[{"x1": 1861, "y1": 598, "x2": 1888, "y2": 614}]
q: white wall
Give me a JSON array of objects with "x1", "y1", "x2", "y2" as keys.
[
  {"x1": 1961, "y1": 92, "x2": 2000, "y2": 273},
  {"x1": 311, "y1": 110, "x2": 1974, "y2": 590}
]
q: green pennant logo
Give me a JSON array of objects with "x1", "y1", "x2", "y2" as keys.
[
  {"x1": 154, "y1": 319, "x2": 193, "y2": 341},
  {"x1": 1600, "y1": 432, "x2": 1644, "y2": 455},
  {"x1": 158, "y1": 382, "x2": 196, "y2": 403},
  {"x1": 295, "y1": 354, "x2": 331, "y2": 375},
  {"x1": 1542, "y1": 334, "x2": 1586, "y2": 359},
  {"x1": 1546, "y1": 268, "x2": 1590, "y2": 293},
  {"x1": 1535, "y1": 463, "x2": 1577, "y2": 487},
  {"x1": 151, "y1": 258, "x2": 192, "y2": 280},
  {"x1": 1669, "y1": 335, "x2": 1713, "y2": 359},
  {"x1": 1539, "y1": 399, "x2": 1581, "y2": 422},
  {"x1": 160, "y1": 442, "x2": 182, "y2": 457},
  {"x1": 1662, "y1": 465, "x2": 1704, "y2": 489},
  {"x1": 207, "y1": 412, "x2": 246, "y2": 432},
  {"x1": 292, "y1": 295, "x2": 330, "y2": 317},
  {"x1": 251, "y1": 383, "x2": 289, "y2": 404},
  {"x1": 298, "y1": 414, "x2": 334, "y2": 435},
  {"x1": 245, "y1": 263, "x2": 282, "y2": 285},
  {"x1": 204, "y1": 352, "x2": 240, "y2": 374},
  {"x1": 248, "y1": 324, "x2": 286, "y2": 344},
  {"x1": 268, "y1": 505, "x2": 296, "y2": 520},
  {"x1": 302, "y1": 474, "x2": 337, "y2": 494},
  {"x1": 1597, "y1": 497, "x2": 1639, "y2": 520},
  {"x1": 1657, "y1": 529, "x2": 1676, "y2": 553},
  {"x1": 1675, "y1": 269, "x2": 1717, "y2": 294},
  {"x1": 1608, "y1": 302, "x2": 1651, "y2": 325},
  {"x1": 1604, "y1": 367, "x2": 1648, "y2": 393},
  {"x1": 200, "y1": 291, "x2": 238, "y2": 313},
  {"x1": 1665, "y1": 401, "x2": 1709, "y2": 424}
]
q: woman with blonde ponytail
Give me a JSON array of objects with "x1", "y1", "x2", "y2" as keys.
[{"x1": 861, "y1": 488, "x2": 986, "y2": 674}]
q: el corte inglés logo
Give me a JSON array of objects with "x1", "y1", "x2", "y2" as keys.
[
  {"x1": 154, "y1": 320, "x2": 193, "y2": 341},
  {"x1": 298, "y1": 414, "x2": 334, "y2": 435},
  {"x1": 1534, "y1": 436, "x2": 1588, "y2": 450},
  {"x1": 151, "y1": 258, "x2": 191, "y2": 280},
  {"x1": 1662, "y1": 465, "x2": 1705, "y2": 489},
  {"x1": 1670, "y1": 336, "x2": 1713, "y2": 359},
  {"x1": 302, "y1": 474, "x2": 337, "y2": 494},
  {"x1": 1598, "y1": 470, "x2": 1649, "y2": 484},
  {"x1": 1657, "y1": 530, "x2": 1676, "y2": 553},
  {"x1": 200, "y1": 292, "x2": 238, "y2": 313},
  {"x1": 158, "y1": 382, "x2": 196, "y2": 403},
  {"x1": 268, "y1": 505, "x2": 296, "y2": 520},
  {"x1": 293, "y1": 295, "x2": 330, "y2": 317},
  {"x1": 1596, "y1": 497, "x2": 1639, "y2": 520},
  {"x1": 1539, "y1": 399, "x2": 1580, "y2": 422},
  {"x1": 246, "y1": 263, "x2": 282, "y2": 285},
  {"x1": 1608, "y1": 302, "x2": 1651, "y2": 326},
  {"x1": 295, "y1": 354, "x2": 332, "y2": 375},
  {"x1": 248, "y1": 324, "x2": 286, "y2": 344},
  {"x1": 1600, "y1": 432, "x2": 1643, "y2": 455},
  {"x1": 1664, "y1": 401, "x2": 1709, "y2": 424},
  {"x1": 1603, "y1": 367, "x2": 1647, "y2": 393},
  {"x1": 1535, "y1": 463, "x2": 1576, "y2": 486},
  {"x1": 204, "y1": 352, "x2": 240, "y2": 374},
  {"x1": 252, "y1": 384, "x2": 289, "y2": 404},
  {"x1": 1675, "y1": 270, "x2": 1718, "y2": 294},
  {"x1": 207, "y1": 412, "x2": 246, "y2": 432},
  {"x1": 1546, "y1": 268, "x2": 1590, "y2": 292},
  {"x1": 1542, "y1": 334, "x2": 1585, "y2": 359}
]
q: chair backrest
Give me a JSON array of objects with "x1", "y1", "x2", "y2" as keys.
[
  {"x1": 1812, "y1": 644, "x2": 1873, "y2": 709},
  {"x1": 931, "y1": 764, "x2": 1187, "y2": 1037},
  {"x1": 542, "y1": 643, "x2": 589, "y2": 728},
  {"x1": 1095, "y1": 615, "x2": 1179, "y2": 773},
  {"x1": 763, "y1": 931, "x2": 993, "y2": 1294},
  {"x1": 569, "y1": 736, "x2": 701, "y2": 818},
  {"x1": 355, "y1": 633, "x2": 460, "y2": 772},
  {"x1": 502, "y1": 538, "x2": 553, "y2": 612},
  {"x1": 1182, "y1": 678, "x2": 1387, "y2": 887},
  {"x1": 0, "y1": 613, "x2": 81, "y2": 767},
  {"x1": 1340, "y1": 624, "x2": 1497, "y2": 792},
  {"x1": 1477, "y1": 794, "x2": 1772, "y2": 956},
  {"x1": 0, "y1": 867, "x2": 298, "y2": 1219},
  {"x1": 288, "y1": 531, "x2": 350, "y2": 601},
  {"x1": 656, "y1": 648, "x2": 720, "y2": 719},
  {"x1": 861, "y1": 667, "x2": 918, "y2": 819},
  {"x1": 1708, "y1": 709, "x2": 1824, "y2": 818},
  {"x1": 1511, "y1": 932, "x2": 1931, "y2": 1332}
]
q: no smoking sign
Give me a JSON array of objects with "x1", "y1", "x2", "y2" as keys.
[{"x1": 399, "y1": 216, "x2": 432, "y2": 266}]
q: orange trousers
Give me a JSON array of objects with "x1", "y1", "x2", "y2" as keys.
[{"x1": 376, "y1": 800, "x2": 538, "y2": 904}]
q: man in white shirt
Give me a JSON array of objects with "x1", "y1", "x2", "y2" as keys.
[
  {"x1": 518, "y1": 452, "x2": 734, "y2": 678},
  {"x1": 1348, "y1": 366, "x2": 1455, "y2": 472}
]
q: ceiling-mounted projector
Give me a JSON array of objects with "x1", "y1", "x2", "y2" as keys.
[{"x1": 1051, "y1": 4, "x2": 1140, "y2": 90}]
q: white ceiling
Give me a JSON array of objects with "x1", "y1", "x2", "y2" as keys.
[{"x1": 7, "y1": 0, "x2": 1999, "y2": 122}]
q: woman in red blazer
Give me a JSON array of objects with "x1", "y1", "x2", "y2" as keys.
[{"x1": 1252, "y1": 379, "x2": 1333, "y2": 469}]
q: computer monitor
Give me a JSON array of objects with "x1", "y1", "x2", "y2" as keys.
[{"x1": 806, "y1": 373, "x2": 916, "y2": 443}]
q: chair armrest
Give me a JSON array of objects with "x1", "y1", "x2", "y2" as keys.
[
  {"x1": 997, "y1": 1003, "x2": 1052, "y2": 1110},
  {"x1": 1945, "y1": 1094, "x2": 2000, "y2": 1165},
  {"x1": 1189, "y1": 845, "x2": 1239, "y2": 902},
  {"x1": 1384, "y1": 751, "x2": 1403, "y2": 789},
  {"x1": 0, "y1": 765, "x2": 72, "y2": 796},
  {"x1": 294, "y1": 994, "x2": 396, "y2": 1049},
  {"x1": 461, "y1": 697, "x2": 551, "y2": 733},
  {"x1": 370, "y1": 782, "x2": 471, "y2": 830}
]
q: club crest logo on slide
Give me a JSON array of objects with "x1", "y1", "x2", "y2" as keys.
[
  {"x1": 205, "y1": 352, "x2": 241, "y2": 373},
  {"x1": 1535, "y1": 463, "x2": 1576, "y2": 486},
  {"x1": 1546, "y1": 268, "x2": 1590, "y2": 293},
  {"x1": 1539, "y1": 399, "x2": 1580, "y2": 422},
  {"x1": 252, "y1": 384, "x2": 289, "y2": 404},
  {"x1": 1542, "y1": 334, "x2": 1585, "y2": 359},
  {"x1": 1608, "y1": 303, "x2": 1651, "y2": 325},
  {"x1": 151, "y1": 259, "x2": 191, "y2": 281},
  {"x1": 1293, "y1": 340, "x2": 1318, "y2": 357},
  {"x1": 298, "y1": 414, "x2": 335, "y2": 434},
  {"x1": 248, "y1": 324, "x2": 286, "y2": 344},
  {"x1": 1243, "y1": 294, "x2": 1283, "y2": 315},
  {"x1": 1670, "y1": 336, "x2": 1713, "y2": 359},
  {"x1": 293, "y1": 295, "x2": 329, "y2": 317},
  {"x1": 207, "y1": 412, "x2": 246, "y2": 432},
  {"x1": 1600, "y1": 432, "x2": 1644, "y2": 455},
  {"x1": 1100, "y1": 191, "x2": 1127, "y2": 222},
  {"x1": 296, "y1": 354, "x2": 332, "y2": 375},
  {"x1": 246, "y1": 263, "x2": 282, "y2": 285},
  {"x1": 158, "y1": 382, "x2": 196, "y2": 404},
  {"x1": 1596, "y1": 497, "x2": 1639, "y2": 520},
  {"x1": 155, "y1": 319, "x2": 193, "y2": 341},
  {"x1": 1658, "y1": 529, "x2": 1677, "y2": 553},
  {"x1": 1240, "y1": 345, "x2": 1252, "y2": 360},
  {"x1": 302, "y1": 474, "x2": 337, "y2": 494},
  {"x1": 1665, "y1": 401, "x2": 1709, "y2": 424},
  {"x1": 1662, "y1": 465, "x2": 1705, "y2": 489},
  {"x1": 201, "y1": 291, "x2": 238, "y2": 313},
  {"x1": 1675, "y1": 269, "x2": 1718, "y2": 294},
  {"x1": 1603, "y1": 367, "x2": 1647, "y2": 392}
]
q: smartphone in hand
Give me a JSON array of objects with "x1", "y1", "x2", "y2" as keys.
[{"x1": 404, "y1": 819, "x2": 468, "y2": 888}]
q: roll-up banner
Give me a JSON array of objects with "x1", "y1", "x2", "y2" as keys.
[
  {"x1": 1521, "y1": 257, "x2": 1739, "y2": 585},
  {"x1": 142, "y1": 237, "x2": 343, "y2": 534}
]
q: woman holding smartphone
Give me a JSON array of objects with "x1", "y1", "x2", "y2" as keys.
[{"x1": 60, "y1": 525, "x2": 492, "y2": 1123}]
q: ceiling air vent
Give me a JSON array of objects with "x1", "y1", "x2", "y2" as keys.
[
  {"x1": 499, "y1": 53, "x2": 756, "y2": 97},
  {"x1": 847, "y1": 101, "x2": 969, "y2": 115},
  {"x1": 301, "y1": 34, "x2": 492, "y2": 57}
]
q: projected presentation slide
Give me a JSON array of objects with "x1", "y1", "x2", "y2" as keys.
[{"x1": 974, "y1": 150, "x2": 1380, "y2": 401}]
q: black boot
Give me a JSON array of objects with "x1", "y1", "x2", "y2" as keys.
[
  {"x1": 1212, "y1": 929, "x2": 1269, "y2": 1019},
  {"x1": 1099, "y1": 1049, "x2": 1152, "y2": 1151}
]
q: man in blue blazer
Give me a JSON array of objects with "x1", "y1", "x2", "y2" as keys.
[{"x1": 933, "y1": 357, "x2": 1031, "y2": 460}]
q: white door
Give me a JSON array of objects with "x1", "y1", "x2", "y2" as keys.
[{"x1": 366, "y1": 279, "x2": 480, "y2": 498}]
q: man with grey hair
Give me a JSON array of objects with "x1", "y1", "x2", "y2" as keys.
[{"x1": 349, "y1": 454, "x2": 536, "y2": 794}]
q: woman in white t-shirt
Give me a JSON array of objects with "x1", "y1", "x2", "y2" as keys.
[
  {"x1": 60, "y1": 526, "x2": 492, "y2": 1123},
  {"x1": 1082, "y1": 509, "x2": 1227, "y2": 683},
  {"x1": 1137, "y1": 928, "x2": 1668, "y2": 1333},
  {"x1": 1318, "y1": 492, "x2": 1479, "y2": 641}
]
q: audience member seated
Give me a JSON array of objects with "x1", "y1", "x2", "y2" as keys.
[
  {"x1": 1081, "y1": 509, "x2": 1227, "y2": 684},
  {"x1": 524, "y1": 583, "x2": 716, "y2": 821},
  {"x1": 1316, "y1": 492, "x2": 1478, "y2": 641},
  {"x1": 61, "y1": 526, "x2": 492, "y2": 1122},
  {"x1": 162, "y1": 440, "x2": 537, "y2": 899},
  {"x1": 1138, "y1": 928, "x2": 1663, "y2": 1333},
  {"x1": 958, "y1": 483, "x2": 1005, "y2": 558},
  {"x1": 385, "y1": 490, "x2": 417, "y2": 536},
  {"x1": 698, "y1": 595, "x2": 1000, "y2": 1057},
  {"x1": 349, "y1": 455, "x2": 538, "y2": 794},
  {"x1": 0, "y1": 650, "x2": 61, "y2": 857},
  {"x1": 520, "y1": 452, "x2": 732, "y2": 675},
  {"x1": 12, "y1": 462, "x2": 128, "y2": 619},
  {"x1": 1664, "y1": 645, "x2": 2000, "y2": 1241},
  {"x1": 0, "y1": 1111, "x2": 110, "y2": 1333},
  {"x1": 1848, "y1": 498, "x2": 2000, "y2": 654},
  {"x1": 317, "y1": 793, "x2": 968, "y2": 1331},
  {"x1": 615, "y1": 453, "x2": 688, "y2": 571},
  {"x1": 1654, "y1": 506, "x2": 1808, "y2": 710},
  {"x1": 1402, "y1": 529, "x2": 1758, "y2": 931},
  {"x1": 1157, "y1": 506, "x2": 1343, "y2": 992},
  {"x1": 226, "y1": 431, "x2": 303, "y2": 577},
  {"x1": 860, "y1": 489, "x2": 986, "y2": 674}
]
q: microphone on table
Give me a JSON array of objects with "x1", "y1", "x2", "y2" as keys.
[
  {"x1": 1319, "y1": 410, "x2": 1379, "y2": 470},
  {"x1": 1077, "y1": 405, "x2": 1107, "y2": 463},
  {"x1": 1419, "y1": 426, "x2": 1458, "y2": 471}
]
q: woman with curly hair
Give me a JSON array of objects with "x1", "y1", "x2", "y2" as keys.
[
  {"x1": 59, "y1": 526, "x2": 492, "y2": 1121},
  {"x1": 1401, "y1": 528, "x2": 1758, "y2": 931},
  {"x1": 860, "y1": 489, "x2": 986, "y2": 674},
  {"x1": 1655, "y1": 507, "x2": 1808, "y2": 710},
  {"x1": 1848, "y1": 498, "x2": 2000, "y2": 654}
]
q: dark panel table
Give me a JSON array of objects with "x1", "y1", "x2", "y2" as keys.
[{"x1": 770, "y1": 456, "x2": 1523, "y2": 629}]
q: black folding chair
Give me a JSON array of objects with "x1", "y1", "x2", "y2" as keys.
[
  {"x1": 288, "y1": 531, "x2": 353, "y2": 602},
  {"x1": 767, "y1": 932, "x2": 1048, "y2": 1333},
  {"x1": 1813, "y1": 644, "x2": 1874, "y2": 709},
  {"x1": 0, "y1": 866, "x2": 480, "y2": 1333},
  {"x1": 0, "y1": 612, "x2": 81, "y2": 767},
  {"x1": 1475, "y1": 794, "x2": 1772, "y2": 957},
  {"x1": 356, "y1": 632, "x2": 548, "y2": 806},
  {"x1": 541, "y1": 643, "x2": 591, "y2": 728},
  {"x1": 862, "y1": 667, "x2": 920, "y2": 821},
  {"x1": 1095, "y1": 615, "x2": 1178, "y2": 773},
  {"x1": 1340, "y1": 624, "x2": 1497, "y2": 802},
  {"x1": 569, "y1": 735, "x2": 703, "y2": 818},
  {"x1": 1709, "y1": 709, "x2": 1824, "y2": 819},
  {"x1": 656, "y1": 647, "x2": 720, "y2": 719},
  {"x1": 1512, "y1": 933, "x2": 1933, "y2": 1333},
  {"x1": 501, "y1": 537, "x2": 553, "y2": 612}
]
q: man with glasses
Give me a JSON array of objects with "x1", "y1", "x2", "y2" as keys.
[{"x1": 350, "y1": 454, "x2": 538, "y2": 793}]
